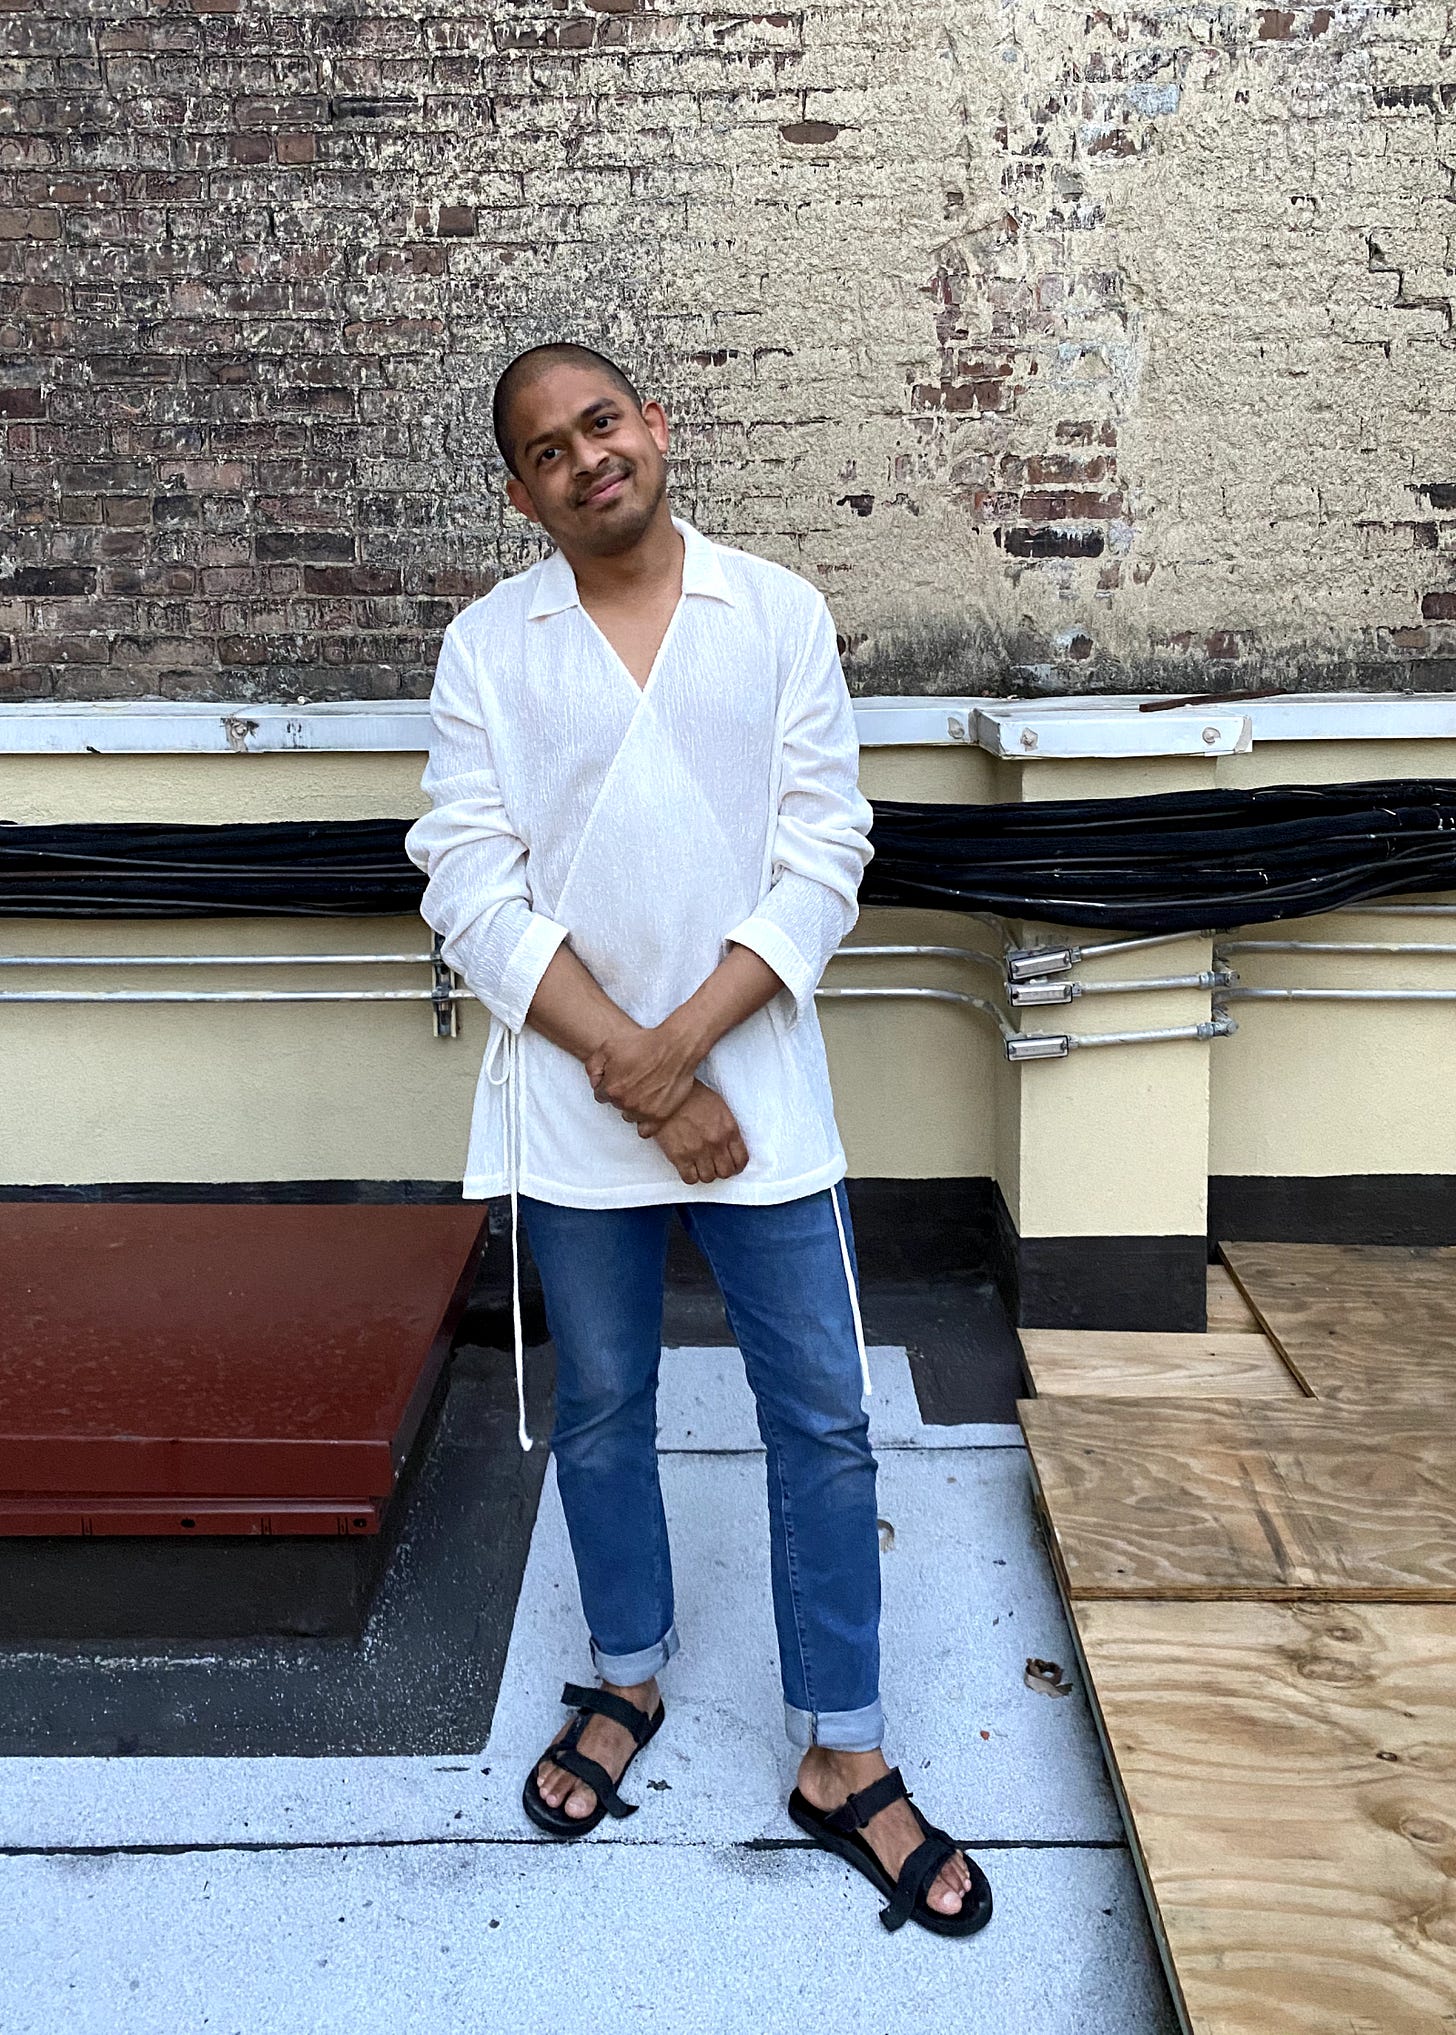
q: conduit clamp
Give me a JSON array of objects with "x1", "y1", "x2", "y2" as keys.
[
  {"x1": 1006, "y1": 929, "x2": 1218, "y2": 981},
  {"x1": 1004, "y1": 1033, "x2": 1072, "y2": 1061},
  {"x1": 431, "y1": 934, "x2": 460, "y2": 1039},
  {"x1": 1007, "y1": 945, "x2": 1075, "y2": 982}
]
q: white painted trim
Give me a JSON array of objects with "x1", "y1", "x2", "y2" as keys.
[
  {"x1": 2, "y1": 692, "x2": 1456, "y2": 757},
  {"x1": 1236, "y1": 693, "x2": 1456, "y2": 745},
  {"x1": 0, "y1": 702, "x2": 435, "y2": 756},
  {"x1": 973, "y1": 704, "x2": 1251, "y2": 759}
]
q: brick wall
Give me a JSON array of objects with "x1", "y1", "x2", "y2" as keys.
[{"x1": 2, "y1": 0, "x2": 1454, "y2": 701}]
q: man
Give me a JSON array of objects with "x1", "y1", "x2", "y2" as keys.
[{"x1": 404, "y1": 342, "x2": 991, "y2": 1937}]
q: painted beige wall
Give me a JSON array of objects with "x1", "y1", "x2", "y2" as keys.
[
  {"x1": 1000, "y1": 925, "x2": 1215, "y2": 1237},
  {"x1": 0, "y1": 755, "x2": 1002, "y2": 1188},
  {"x1": 0, "y1": 914, "x2": 481, "y2": 1186},
  {"x1": 0, "y1": 753, "x2": 430, "y2": 827},
  {"x1": 5, "y1": 744, "x2": 1455, "y2": 1199},
  {"x1": 824, "y1": 905, "x2": 998, "y2": 1180},
  {"x1": 1209, "y1": 905, "x2": 1456, "y2": 1179}
]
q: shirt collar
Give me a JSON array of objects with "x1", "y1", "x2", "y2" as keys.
[{"x1": 527, "y1": 513, "x2": 735, "y2": 620}]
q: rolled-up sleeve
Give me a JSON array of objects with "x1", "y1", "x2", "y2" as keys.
[
  {"x1": 725, "y1": 592, "x2": 874, "y2": 1028},
  {"x1": 403, "y1": 622, "x2": 569, "y2": 1034}
]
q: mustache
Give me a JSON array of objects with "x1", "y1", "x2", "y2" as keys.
[{"x1": 576, "y1": 464, "x2": 632, "y2": 506}]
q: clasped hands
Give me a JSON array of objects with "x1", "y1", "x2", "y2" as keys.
[{"x1": 584, "y1": 1021, "x2": 749, "y2": 1185}]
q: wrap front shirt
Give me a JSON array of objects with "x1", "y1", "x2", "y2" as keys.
[{"x1": 404, "y1": 513, "x2": 876, "y2": 1442}]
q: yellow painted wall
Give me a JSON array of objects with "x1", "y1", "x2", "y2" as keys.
[
  {"x1": 1208, "y1": 906, "x2": 1456, "y2": 1179},
  {"x1": 999, "y1": 925, "x2": 1215, "y2": 1238},
  {"x1": 0, "y1": 754, "x2": 1001, "y2": 1188},
  {"x1": 0, "y1": 752, "x2": 427, "y2": 827},
  {"x1": 4, "y1": 743, "x2": 1455, "y2": 1200}
]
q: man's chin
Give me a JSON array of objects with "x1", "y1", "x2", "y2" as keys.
[{"x1": 570, "y1": 490, "x2": 663, "y2": 557}]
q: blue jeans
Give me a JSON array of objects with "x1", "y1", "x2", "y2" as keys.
[{"x1": 519, "y1": 1180, "x2": 884, "y2": 1752}]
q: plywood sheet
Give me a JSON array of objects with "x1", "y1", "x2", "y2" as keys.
[
  {"x1": 1222, "y1": 1242, "x2": 1456, "y2": 1408},
  {"x1": 1205, "y1": 1263, "x2": 1260, "y2": 1335},
  {"x1": 1076, "y1": 1599, "x2": 1456, "y2": 2035},
  {"x1": 1020, "y1": 1330, "x2": 1302, "y2": 1400},
  {"x1": 1019, "y1": 1397, "x2": 1456, "y2": 1601}
]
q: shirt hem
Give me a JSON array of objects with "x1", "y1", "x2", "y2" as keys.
[{"x1": 458, "y1": 1153, "x2": 847, "y2": 1208}]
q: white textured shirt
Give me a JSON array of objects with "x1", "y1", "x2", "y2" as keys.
[{"x1": 403, "y1": 512, "x2": 875, "y2": 1211}]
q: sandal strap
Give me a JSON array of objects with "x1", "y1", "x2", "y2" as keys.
[
  {"x1": 560, "y1": 1681, "x2": 657, "y2": 1746},
  {"x1": 826, "y1": 1764, "x2": 908, "y2": 1835},
  {"x1": 880, "y1": 1830, "x2": 960, "y2": 1934},
  {"x1": 548, "y1": 1745, "x2": 638, "y2": 1820}
]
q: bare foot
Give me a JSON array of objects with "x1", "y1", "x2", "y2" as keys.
[
  {"x1": 796, "y1": 1747, "x2": 973, "y2": 1917},
  {"x1": 535, "y1": 1678, "x2": 660, "y2": 1820}
]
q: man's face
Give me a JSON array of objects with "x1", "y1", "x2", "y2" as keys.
[{"x1": 503, "y1": 364, "x2": 670, "y2": 558}]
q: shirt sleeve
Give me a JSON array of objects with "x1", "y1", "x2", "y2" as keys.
[
  {"x1": 724, "y1": 591, "x2": 875, "y2": 1030},
  {"x1": 403, "y1": 622, "x2": 570, "y2": 1034}
]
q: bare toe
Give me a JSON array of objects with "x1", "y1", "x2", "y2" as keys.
[
  {"x1": 565, "y1": 1783, "x2": 596, "y2": 1819},
  {"x1": 929, "y1": 1867, "x2": 963, "y2": 1915}
]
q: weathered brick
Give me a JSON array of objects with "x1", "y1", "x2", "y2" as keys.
[
  {"x1": 0, "y1": 0, "x2": 1448, "y2": 704},
  {"x1": 9, "y1": 565, "x2": 96, "y2": 594}
]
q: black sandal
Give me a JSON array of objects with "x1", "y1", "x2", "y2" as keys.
[
  {"x1": 788, "y1": 1765, "x2": 993, "y2": 1938},
  {"x1": 521, "y1": 1680, "x2": 666, "y2": 1839}
]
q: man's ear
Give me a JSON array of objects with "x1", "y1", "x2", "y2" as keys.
[
  {"x1": 505, "y1": 473, "x2": 541, "y2": 526},
  {"x1": 641, "y1": 399, "x2": 670, "y2": 457}
]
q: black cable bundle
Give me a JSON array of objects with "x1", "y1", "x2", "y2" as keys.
[
  {"x1": 0, "y1": 818, "x2": 425, "y2": 917},
  {"x1": 861, "y1": 779, "x2": 1456, "y2": 932},
  {"x1": 2, "y1": 779, "x2": 1456, "y2": 930}
]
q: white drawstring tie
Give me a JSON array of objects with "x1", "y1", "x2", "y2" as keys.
[
  {"x1": 483, "y1": 1015, "x2": 532, "y2": 1453},
  {"x1": 830, "y1": 1181, "x2": 873, "y2": 1402}
]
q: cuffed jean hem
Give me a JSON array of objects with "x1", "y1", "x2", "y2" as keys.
[
  {"x1": 783, "y1": 1696, "x2": 884, "y2": 1753},
  {"x1": 589, "y1": 1621, "x2": 680, "y2": 1686}
]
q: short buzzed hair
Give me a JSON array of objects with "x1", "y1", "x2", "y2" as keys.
[{"x1": 491, "y1": 342, "x2": 644, "y2": 479}]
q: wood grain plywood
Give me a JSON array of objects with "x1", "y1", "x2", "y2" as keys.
[
  {"x1": 1076, "y1": 1599, "x2": 1456, "y2": 2035},
  {"x1": 1222, "y1": 1242, "x2": 1456, "y2": 1408},
  {"x1": 1206, "y1": 1264, "x2": 1261, "y2": 1335},
  {"x1": 1020, "y1": 1330, "x2": 1303, "y2": 1400},
  {"x1": 1019, "y1": 1397, "x2": 1456, "y2": 1602}
]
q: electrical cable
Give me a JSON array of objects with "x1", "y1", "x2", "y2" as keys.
[
  {"x1": 861, "y1": 779, "x2": 1456, "y2": 931},
  {"x1": 2, "y1": 779, "x2": 1456, "y2": 930}
]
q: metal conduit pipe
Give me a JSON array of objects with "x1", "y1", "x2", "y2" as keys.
[
  {"x1": 0, "y1": 941, "x2": 1006, "y2": 976},
  {"x1": 834, "y1": 941, "x2": 1003, "y2": 974},
  {"x1": 1219, "y1": 987, "x2": 1456, "y2": 1004},
  {"x1": 1217, "y1": 940, "x2": 1456, "y2": 957},
  {"x1": 836, "y1": 942, "x2": 1232, "y2": 1003},
  {"x1": 816, "y1": 983, "x2": 1016, "y2": 1043},
  {"x1": 0, "y1": 968, "x2": 1241, "y2": 1062},
  {"x1": 0, "y1": 951, "x2": 436, "y2": 968},
  {"x1": 0, "y1": 987, "x2": 466, "y2": 1003},
  {"x1": 817, "y1": 985, "x2": 1237, "y2": 1061},
  {"x1": 1053, "y1": 1015, "x2": 1236, "y2": 1052},
  {"x1": 1007, "y1": 928, "x2": 1216, "y2": 980},
  {"x1": 1008, "y1": 969, "x2": 1232, "y2": 1007},
  {"x1": 0, "y1": 981, "x2": 465, "y2": 1038},
  {"x1": 1335, "y1": 903, "x2": 1456, "y2": 915}
]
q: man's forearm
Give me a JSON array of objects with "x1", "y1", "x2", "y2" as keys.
[
  {"x1": 658, "y1": 943, "x2": 785, "y2": 1064},
  {"x1": 524, "y1": 939, "x2": 784, "y2": 1073},
  {"x1": 516, "y1": 929, "x2": 787, "y2": 1141},
  {"x1": 521, "y1": 943, "x2": 640, "y2": 1063}
]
